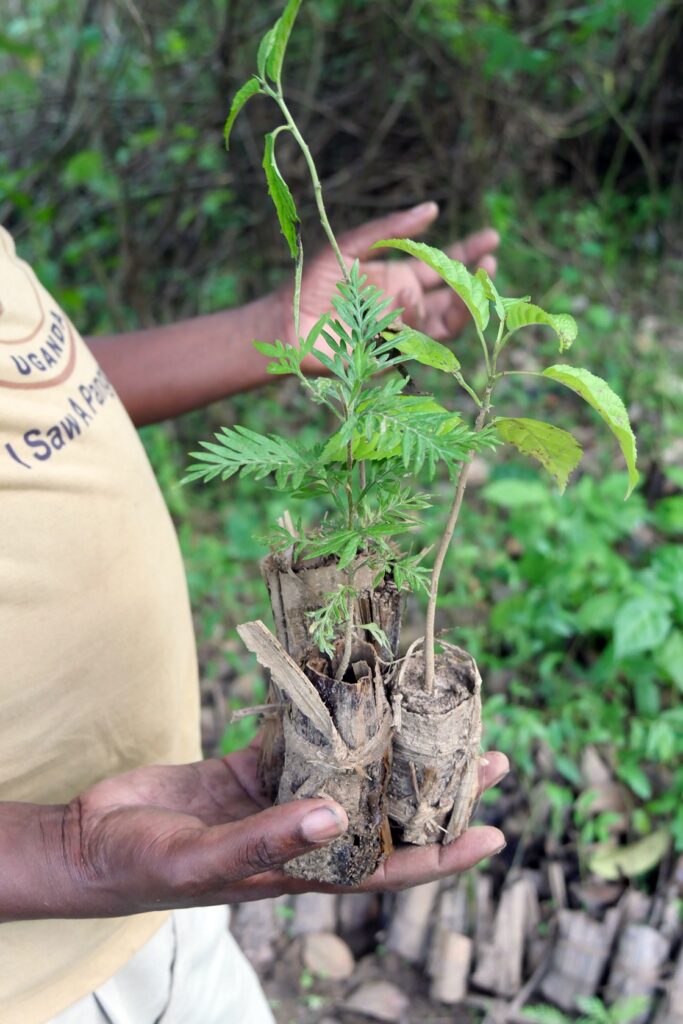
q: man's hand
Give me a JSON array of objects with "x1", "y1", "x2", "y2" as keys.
[
  {"x1": 6, "y1": 742, "x2": 507, "y2": 920},
  {"x1": 278, "y1": 201, "x2": 499, "y2": 370}
]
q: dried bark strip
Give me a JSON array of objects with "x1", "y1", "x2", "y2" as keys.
[
  {"x1": 238, "y1": 620, "x2": 393, "y2": 884},
  {"x1": 539, "y1": 908, "x2": 620, "y2": 1011},
  {"x1": 388, "y1": 644, "x2": 482, "y2": 845},
  {"x1": 605, "y1": 923, "x2": 671, "y2": 1022},
  {"x1": 386, "y1": 880, "x2": 441, "y2": 962}
]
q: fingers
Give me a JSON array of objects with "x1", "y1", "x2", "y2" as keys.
[
  {"x1": 478, "y1": 751, "x2": 510, "y2": 794},
  {"x1": 169, "y1": 799, "x2": 348, "y2": 892},
  {"x1": 338, "y1": 202, "x2": 439, "y2": 261},
  {"x1": 361, "y1": 825, "x2": 506, "y2": 891}
]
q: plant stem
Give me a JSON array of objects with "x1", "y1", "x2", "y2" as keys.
[
  {"x1": 271, "y1": 90, "x2": 350, "y2": 284},
  {"x1": 423, "y1": 382, "x2": 494, "y2": 694},
  {"x1": 334, "y1": 435, "x2": 356, "y2": 683},
  {"x1": 335, "y1": 589, "x2": 355, "y2": 682},
  {"x1": 293, "y1": 236, "x2": 303, "y2": 340}
]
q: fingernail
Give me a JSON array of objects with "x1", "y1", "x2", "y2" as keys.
[
  {"x1": 411, "y1": 200, "x2": 438, "y2": 217},
  {"x1": 301, "y1": 806, "x2": 348, "y2": 844}
]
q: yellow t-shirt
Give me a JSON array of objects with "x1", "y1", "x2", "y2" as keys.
[{"x1": 0, "y1": 226, "x2": 202, "y2": 1023}]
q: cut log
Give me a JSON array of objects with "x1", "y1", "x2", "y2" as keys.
[
  {"x1": 539, "y1": 909, "x2": 616, "y2": 1011},
  {"x1": 238, "y1": 621, "x2": 394, "y2": 885},
  {"x1": 430, "y1": 932, "x2": 472, "y2": 1004},
  {"x1": 428, "y1": 885, "x2": 472, "y2": 1004},
  {"x1": 388, "y1": 643, "x2": 482, "y2": 845},
  {"x1": 231, "y1": 897, "x2": 285, "y2": 968},
  {"x1": 292, "y1": 892, "x2": 338, "y2": 936},
  {"x1": 604, "y1": 923, "x2": 671, "y2": 1022},
  {"x1": 472, "y1": 873, "x2": 537, "y2": 998},
  {"x1": 386, "y1": 880, "x2": 441, "y2": 962},
  {"x1": 474, "y1": 873, "x2": 495, "y2": 954}
]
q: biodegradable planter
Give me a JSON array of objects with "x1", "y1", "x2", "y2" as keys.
[
  {"x1": 388, "y1": 642, "x2": 482, "y2": 845},
  {"x1": 238, "y1": 556, "x2": 482, "y2": 884}
]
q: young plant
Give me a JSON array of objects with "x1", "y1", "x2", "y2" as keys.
[{"x1": 186, "y1": 0, "x2": 638, "y2": 876}]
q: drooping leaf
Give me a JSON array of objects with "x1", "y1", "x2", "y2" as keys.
[
  {"x1": 495, "y1": 417, "x2": 582, "y2": 492},
  {"x1": 390, "y1": 327, "x2": 461, "y2": 373},
  {"x1": 475, "y1": 267, "x2": 505, "y2": 319},
  {"x1": 224, "y1": 78, "x2": 260, "y2": 150},
  {"x1": 262, "y1": 131, "x2": 299, "y2": 259},
  {"x1": 506, "y1": 303, "x2": 577, "y2": 351},
  {"x1": 613, "y1": 594, "x2": 672, "y2": 659},
  {"x1": 588, "y1": 830, "x2": 670, "y2": 880},
  {"x1": 543, "y1": 365, "x2": 639, "y2": 497},
  {"x1": 266, "y1": 0, "x2": 303, "y2": 83},
  {"x1": 371, "y1": 238, "x2": 490, "y2": 331},
  {"x1": 256, "y1": 26, "x2": 276, "y2": 79}
]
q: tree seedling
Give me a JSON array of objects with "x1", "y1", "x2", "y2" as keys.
[{"x1": 187, "y1": 0, "x2": 638, "y2": 884}]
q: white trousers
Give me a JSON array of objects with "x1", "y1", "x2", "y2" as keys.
[{"x1": 49, "y1": 907, "x2": 275, "y2": 1024}]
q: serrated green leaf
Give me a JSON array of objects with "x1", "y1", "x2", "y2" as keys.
[
  {"x1": 588, "y1": 830, "x2": 670, "y2": 880},
  {"x1": 495, "y1": 417, "x2": 582, "y2": 493},
  {"x1": 266, "y1": 0, "x2": 302, "y2": 83},
  {"x1": 256, "y1": 26, "x2": 275, "y2": 79},
  {"x1": 390, "y1": 327, "x2": 461, "y2": 373},
  {"x1": 223, "y1": 77, "x2": 260, "y2": 150},
  {"x1": 506, "y1": 303, "x2": 577, "y2": 351},
  {"x1": 543, "y1": 365, "x2": 639, "y2": 497},
  {"x1": 262, "y1": 131, "x2": 299, "y2": 259},
  {"x1": 371, "y1": 238, "x2": 490, "y2": 331}
]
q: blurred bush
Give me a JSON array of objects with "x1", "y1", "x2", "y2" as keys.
[{"x1": 1, "y1": 0, "x2": 681, "y2": 331}]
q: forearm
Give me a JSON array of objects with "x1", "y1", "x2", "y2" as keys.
[
  {"x1": 0, "y1": 801, "x2": 95, "y2": 922},
  {"x1": 86, "y1": 291, "x2": 285, "y2": 427}
]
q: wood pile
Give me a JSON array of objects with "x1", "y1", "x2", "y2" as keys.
[{"x1": 230, "y1": 856, "x2": 683, "y2": 1024}]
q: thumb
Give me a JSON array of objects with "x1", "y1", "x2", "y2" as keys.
[
  {"x1": 172, "y1": 799, "x2": 349, "y2": 886},
  {"x1": 339, "y1": 201, "x2": 439, "y2": 260}
]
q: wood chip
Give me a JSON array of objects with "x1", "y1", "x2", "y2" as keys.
[
  {"x1": 344, "y1": 980, "x2": 410, "y2": 1021},
  {"x1": 302, "y1": 932, "x2": 355, "y2": 980},
  {"x1": 472, "y1": 873, "x2": 537, "y2": 997}
]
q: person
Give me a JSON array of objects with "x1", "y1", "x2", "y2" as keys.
[{"x1": 0, "y1": 199, "x2": 508, "y2": 1024}]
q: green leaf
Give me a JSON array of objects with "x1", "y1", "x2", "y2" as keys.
[
  {"x1": 262, "y1": 131, "x2": 299, "y2": 259},
  {"x1": 266, "y1": 0, "x2": 302, "y2": 83},
  {"x1": 482, "y1": 478, "x2": 549, "y2": 509},
  {"x1": 256, "y1": 26, "x2": 276, "y2": 79},
  {"x1": 371, "y1": 238, "x2": 490, "y2": 331},
  {"x1": 495, "y1": 417, "x2": 582, "y2": 493},
  {"x1": 542, "y1": 365, "x2": 639, "y2": 497},
  {"x1": 475, "y1": 267, "x2": 505, "y2": 319},
  {"x1": 224, "y1": 78, "x2": 260, "y2": 150},
  {"x1": 390, "y1": 327, "x2": 461, "y2": 373},
  {"x1": 588, "y1": 830, "x2": 670, "y2": 880},
  {"x1": 613, "y1": 594, "x2": 672, "y2": 659},
  {"x1": 185, "y1": 425, "x2": 314, "y2": 486},
  {"x1": 506, "y1": 303, "x2": 577, "y2": 351},
  {"x1": 654, "y1": 629, "x2": 683, "y2": 691}
]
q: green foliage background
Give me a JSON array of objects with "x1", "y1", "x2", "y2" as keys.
[{"x1": 2, "y1": 0, "x2": 682, "y2": 859}]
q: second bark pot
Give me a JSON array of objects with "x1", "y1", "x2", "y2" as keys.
[{"x1": 388, "y1": 641, "x2": 482, "y2": 845}]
